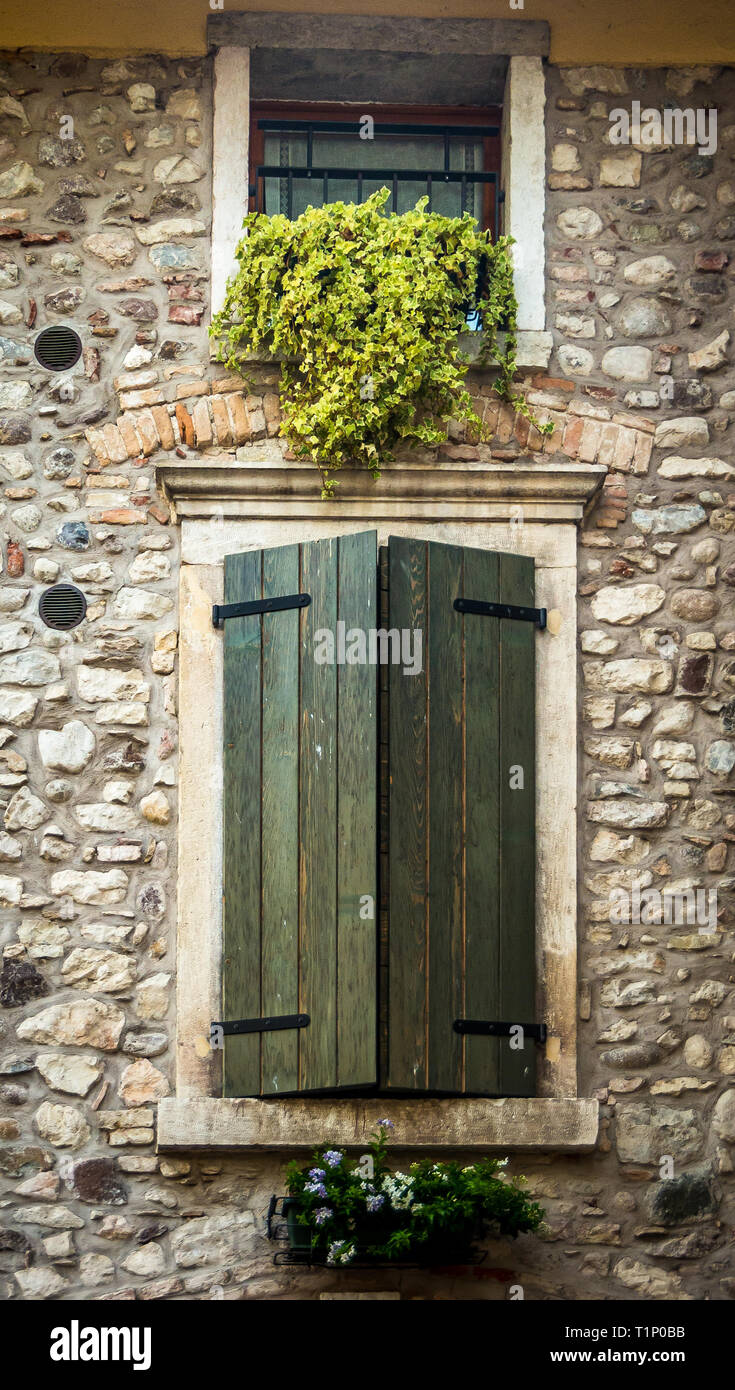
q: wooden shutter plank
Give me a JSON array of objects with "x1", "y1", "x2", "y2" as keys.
[
  {"x1": 498, "y1": 551, "x2": 537, "y2": 1096},
  {"x1": 260, "y1": 543, "x2": 300, "y2": 1095},
  {"x1": 464, "y1": 546, "x2": 502, "y2": 1095},
  {"x1": 299, "y1": 538, "x2": 339, "y2": 1091},
  {"x1": 385, "y1": 536, "x2": 537, "y2": 1098},
  {"x1": 387, "y1": 537, "x2": 428, "y2": 1090},
  {"x1": 222, "y1": 549, "x2": 262, "y2": 1098},
  {"x1": 427, "y1": 541, "x2": 464, "y2": 1093},
  {"x1": 336, "y1": 530, "x2": 378, "y2": 1086}
]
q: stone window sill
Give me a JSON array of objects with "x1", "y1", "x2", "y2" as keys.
[
  {"x1": 208, "y1": 329, "x2": 553, "y2": 373},
  {"x1": 157, "y1": 1096, "x2": 599, "y2": 1153}
]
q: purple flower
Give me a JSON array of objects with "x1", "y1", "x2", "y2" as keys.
[
  {"x1": 366, "y1": 1194, "x2": 385, "y2": 1212},
  {"x1": 314, "y1": 1207, "x2": 332, "y2": 1226},
  {"x1": 308, "y1": 1168, "x2": 326, "y2": 1179},
  {"x1": 322, "y1": 1150, "x2": 343, "y2": 1168},
  {"x1": 305, "y1": 1180, "x2": 328, "y2": 1198},
  {"x1": 377, "y1": 1118, "x2": 394, "y2": 1131}
]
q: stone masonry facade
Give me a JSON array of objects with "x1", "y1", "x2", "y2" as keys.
[{"x1": 0, "y1": 49, "x2": 734, "y2": 1301}]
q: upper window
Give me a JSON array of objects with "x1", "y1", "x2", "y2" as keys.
[{"x1": 249, "y1": 103, "x2": 502, "y2": 234}]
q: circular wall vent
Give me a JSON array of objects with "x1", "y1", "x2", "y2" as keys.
[
  {"x1": 39, "y1": 584, "x2": 87, "y2": 631},
  {"x1": 34, "y1": 325, "x2": 83, "y2": 373}
]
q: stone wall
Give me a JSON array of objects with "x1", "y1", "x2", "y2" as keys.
[{"x1": 0, "y1": 50, "x2": 734, "y2": 1302}]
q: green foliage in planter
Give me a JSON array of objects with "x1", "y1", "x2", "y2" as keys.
[
  {"x1": 284, "y1": 1121, "x2": 545, "y2": 1265},
  {"x1": 210, "y1": 188, "x2": 549, "y2": 498}
]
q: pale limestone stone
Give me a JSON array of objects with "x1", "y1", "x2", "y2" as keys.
[
  {"x1": 50, "y1": 868, "x2": 128, "y2": 904},
  {"x1": 103, "y1": 780, "x2": 134, "y2": 804},
  {"x1": 135, "y1": 217, "x2": 206, "y2": 245},
  {"x1": 588, "y1": 800, "x2": 669, "y2": 829},
  {"x1": 0, "y1": 649, "x2": 60, "y2": 685},
  {"x1": 170, "y1": 1211, "x2": 256, "y2": 1269},
  {"x1": 556, "y1": 206, "x2": 603, "y2": 239},
  {"x1": 77, "y1": 665, "x2": 150, "y2": 703},
  {"x1": 618, "y1": 699, "x2": 652, "y2": 728},
  {"x1": 712, "y1": 1090, "x2": 735, "y2": 1142},
  {"x1": 584, "y1": 736, "x2": 634, "y2": 768},
  {"x1": 557, "y1": 344, "x2": 594, "y2": 375},
  {"x1": 0, "y1": 450, "x2": 32, "y2": 480},
  {"x1": 79, "y1": 1252, "x2": 115, "y2": 1286},
  {"x1": 0, "y1": 620, "x2": 33, "y2": 654},
  {"x1": 14, "y1": 1267, "x2": 68, "y2": 1299},
  {"x1": 36, "y1": 1053, "x2": 103, "y2": 1096},
  {"x1": 34, "y1": 1100, "x2": 90, "y2": 1149},
  {"x1": 614, "y1": 1260, "x2": 685, "y2": 1299},
  {"x1": 126, "y1": 82, "x2": 156, "y2": 112},
  {"x1": 591, "y1": 584, "x2": 665, "y2": 626},
  {"x1": 153, "y1": 155, "x2": 203, "y2": 185},
  {"x1": 660, "y1": 456, "x2": 735, "y2": 483},
  {"x1": 122, "y1": 1242, "x2": 166, "y2": 1276},
  {"x1": 684, "y1": 1035, "x2": 714, "y2": 1069},
  {"x1": 689, "y1": 329, "x2": 730, "y2": 373},
  {"x1": 140, "y1": 790, "x2": 170, "y2": 825},
  {"x1": 600, "y1": 152, "x2": 641, "y2": 187},
  {"x1": 654, "y1": 418, "x2": 709, "y2": 449},
  {"x1": 623, "y1": 255, "x2": 676, "y2": 288},
  {"x1": 0, "y1": 689, "x2": 37, "y2": 725},
  {"x1": 128, "y1": 551, "x2": 171, "y2": 583},
  {"x1": 583, "y1": 695, "x2": 616, "y2": 728},
  {"x1": 166, "y1": 89, "x2": 202, "y2": 120},
  {"x1": 75, "y1": 803, "x2": 139, "y2": 833},
  {"x1": 17, "y1": 997, "x2": 125, "y2": 1050},
  {"x1": 0, "y1": 872, "x2": 22, "y2": 904},
  {"x1": 135, "y1": 972, "x2": 172, "y2": 1021},
  {"x1": 94, "y1": 701, "x2": 149, "y2": 726},
  {"x1": 83, "y1": 232, "x2": 136, "y2": 267},
  {"x1": 15, "y1": 1203, "x2": 84, "y2": 1229},
  {"x1": 584, "y1": 658, "x2": 672, "y2": 694},
  {"x1": 0, "y1": 830, "x2": 22, "y2": 860},
  {"x1": 4, "y1": 786, "x2": 49, "y2": 830},
  {"x1": 17, "y1": 920, "x2": 70, "y2": 959},
  {"x1": 601, "y1": 346, "x2": 652, "y2": 381},
  {"x1": 61, "y1": 946, "x2": 137, "y2": 993},
  {"x1": 14, "y1": 1171, "x2": 60, "y2": 1200},
  {"x1": 551, "y1": 142, "x2": 581, "y2": 172},
  {"x1": 651, "y1": 703, "x2": 695, "y2": 736},
  {"x1": 71, "y1": 562, "x2": 114, "y2": 584},
  {"x1": 112, "y1": 588, "x2": 174, "y2": 620},
  {"x1": 38, "y1": 720, "x2": 95, "y2": 773},
  {"x1": 119, "y1": 1058, "x2": 170, "y2": 1106}
]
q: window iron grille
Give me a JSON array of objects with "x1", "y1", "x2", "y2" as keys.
[{"x1": 250, "y1": 119, "x2": 501, "y2": 230}]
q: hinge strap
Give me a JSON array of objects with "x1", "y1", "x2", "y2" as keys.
[
  {"x1": 212, "y1": 1013, "x2": 311, "y2": 1036},
  {"x1": 454, "y1": 598, "x2": 547, "y2": 629},
  {"x1": 454, "y1": 1019, "x2": 547, "y2": 1043},
  {"x1": 213, "y1": 593, "x2": 311, "y2": 628}
]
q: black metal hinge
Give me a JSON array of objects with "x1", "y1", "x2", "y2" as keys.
[
  {"x1": 454, "y1": 598, "x2": 547, "y2": 629},
  {"x1": 212, "y1": 593, "x2": 311, "y2": 629},
  {"x1": 454, "y1": 1019, "x2": 548, "y2": 1043},
  {"x1": 212, "y1": 1014, "x2": 310, "y2": 1037}
]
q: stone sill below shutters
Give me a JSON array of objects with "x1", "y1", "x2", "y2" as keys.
[{"x1": 157, "y1": 1096, "x2": 599, "y2": 1153}]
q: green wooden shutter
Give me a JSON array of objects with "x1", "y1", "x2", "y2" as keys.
[
  {"x1": 384, "y1": 537, "x2": 538, "y2": 1097},
  {"x1": 222, "y1": 532, "x2": 378, "y2": 1097}
]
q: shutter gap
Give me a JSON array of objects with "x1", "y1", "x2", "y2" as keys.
[
  {"x1": 258, "y1": 550, "x2": 265, "y2": 1097},
  {"x1": 460, "y1": 549, "x2": 467, "y2": 1093},
  {"x1": 297, "y1": 542, "x2": 303, "y2": 1092},
  {"x1": 335, "y1": 539, "x2": 340, "y2": 1085},
  {"x1": 424, "y1": 541, "x2": 430, "y2": 1082}
]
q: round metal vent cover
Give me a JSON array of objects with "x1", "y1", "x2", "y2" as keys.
[
  {"x1": 39, "y1": 584, "x2": 87, "y2": 631},
  {"x1": 34, "y1": 325, "x2": 83, "y2": 373}
]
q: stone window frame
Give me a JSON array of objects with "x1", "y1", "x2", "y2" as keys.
[
  {"x1": 156, "y1": 456, "x2": 603, "y2": 1155},
  {"x1": 158, "y1": 13, "x2": 601, "y2": 1154},
  {"x1": 209, "y1": 15, "x2": 553, "y2": 370}
]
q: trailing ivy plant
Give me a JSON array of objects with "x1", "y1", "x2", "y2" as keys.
[{"x1": 211, "y1": 187, "x2": 549, "y2": 498}]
